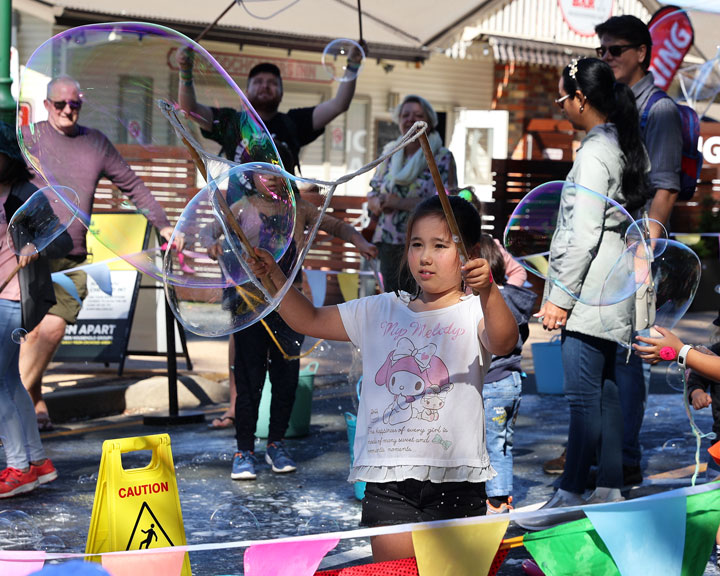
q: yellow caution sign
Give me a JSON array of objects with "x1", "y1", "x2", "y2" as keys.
[{"x1": 86, "y1": 434, "x2": 190, "y2": 574}]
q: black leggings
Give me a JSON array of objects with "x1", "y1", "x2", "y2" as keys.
[{"x1": 232, "y1": 311, "x2": 304, "y2": 450}]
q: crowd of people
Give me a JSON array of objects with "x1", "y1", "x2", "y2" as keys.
[{"x1": 0, "y1": 11, "x2": 714, "y2": 566}]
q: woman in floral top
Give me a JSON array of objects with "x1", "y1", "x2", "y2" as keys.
[{"x1": 367, "y1": 95, "x2": 457, "y2": 293}]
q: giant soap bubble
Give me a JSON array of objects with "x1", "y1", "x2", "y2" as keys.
[
  {"x1": 6, "y1": 186, "x2": 79, "y2": 255},
  {"x1": 165, "y1": 121, "x2": 429, "y2": 337},
  {"x1": 322, "y1": 39, "x2": 365, "y2": 82},
  {"x1": 18, "y1": 22, "x2": 283, "y2": 282},
  {"x1": 164, "y1": 162, "x2": 299, "y2": 337},
  {"x1": 503, "y1": 180, "x2": 652, "y2": 306},
  {"x1": 603, "y1": 239, "x2": 701, "y2": 350}
]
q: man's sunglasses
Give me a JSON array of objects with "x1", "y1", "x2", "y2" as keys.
[
  {"x1": 595, "y1": 44, "x2": 642, "y2": 58},
  {"x1": 50, "y1": 99, "x2": 82, "y2": 111}
]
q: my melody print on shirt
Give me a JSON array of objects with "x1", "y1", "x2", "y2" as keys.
[
  {"x1": 375, "y1": 337, "x2": 451, "y2": 425},
  {"x1": 338, "y1": 292, "x2": 493, "y2": 473}
]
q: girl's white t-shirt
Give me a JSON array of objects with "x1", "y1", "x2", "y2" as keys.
[{"x1": 338, "y1": 291, "x2": 495, "y2": 484}]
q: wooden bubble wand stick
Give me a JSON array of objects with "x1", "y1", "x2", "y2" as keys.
[{"x1": 417, "y1": 132, "x2": 478, "y2": 295}]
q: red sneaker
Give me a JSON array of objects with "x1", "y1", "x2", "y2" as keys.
[
  {"x1": 0, "y1": 467, "x2": 39, "y2": 498},
  {"x1": 31, "y1": 459, "x2": 58, "y2": 485}
]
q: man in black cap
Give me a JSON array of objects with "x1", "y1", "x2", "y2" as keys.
[{"x1": 176, "y1": 51, "x2": 363, "y2": 479}]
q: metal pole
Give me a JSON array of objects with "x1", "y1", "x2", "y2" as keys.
[{"x1": 0, "y1": 0, "x2": 16, "y2": 124}]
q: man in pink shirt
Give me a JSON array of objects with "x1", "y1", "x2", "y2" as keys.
[{"x1": 19, "y1": 76, "x2": 175, "y2": 430}]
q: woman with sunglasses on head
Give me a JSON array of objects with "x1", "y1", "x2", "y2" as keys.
[{"x1": 519, "y1": 58, "x2": 648, "y2": 530}]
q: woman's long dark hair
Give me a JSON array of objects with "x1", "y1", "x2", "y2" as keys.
[{"x1": 562, "y1": 58, "x2": 648, "y2": 212}]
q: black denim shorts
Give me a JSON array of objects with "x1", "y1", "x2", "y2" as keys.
[{"x1": 360, "y1": 479, "x2": 487, "y2": 527}]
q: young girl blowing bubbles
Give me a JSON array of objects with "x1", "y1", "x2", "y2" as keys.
[{"x1": 249, "y1": 195, "x2": 518, "y2": 561}]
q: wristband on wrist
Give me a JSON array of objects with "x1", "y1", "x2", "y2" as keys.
[
  {"x1": 346, "y1": 61, "x2": 361, "y2": 72},
  {"x1": 659, "y1": 346, "x2": 677, "y2": 361},
  {"x1": 677, "y1": 344, "x2": 693, "y2": 369}
]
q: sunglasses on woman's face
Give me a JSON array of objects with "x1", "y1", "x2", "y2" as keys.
[
  {"x1": 50, "y1": 99, "x2": 82, "y2": 111},
  {"x1": 555, "y1": 94, "x2": 571, "y2": 110},
  {"x1": 595, "y1": 44, "x2": 641, "y2": 58}
]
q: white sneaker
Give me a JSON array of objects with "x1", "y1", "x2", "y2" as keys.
[
  {"x1": 515, "y1": 489, "x2": 585, "y2": 531},
  {"x1": 585, "y1": 487, "x2": 625, "y2": 505}
]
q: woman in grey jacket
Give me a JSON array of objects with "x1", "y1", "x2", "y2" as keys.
[
  {"x1": 0, "y1": 122, "x2": 72, "y2": 498},
  {"x1": 522, "y1": 58, "x2": 649, "y2": 528}
]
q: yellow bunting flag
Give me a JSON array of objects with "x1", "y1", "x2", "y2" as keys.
[
  {"x1": 337, "y1": 273, "x2": 359, "y2": 302},
  {"x1": 412, "y1": 520, "x2": 509, "y2": 576}
]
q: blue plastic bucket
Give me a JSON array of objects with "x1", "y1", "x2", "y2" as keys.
[
  {"x1": 344, "y1": 412, "x2": 366, "y2": 501},
  {"x1": 256, "y1": 361, "x2": 318, "y2": 438},
  {"x1": 531, "y1": 336, "x2": 564, "y2": 394}
]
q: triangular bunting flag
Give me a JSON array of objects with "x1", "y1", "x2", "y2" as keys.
[
  {"x1": 412, "y1": 519, "x2": 508, "y2": 576},
  {"x1": 337, "y1": 273, "x2": 359, "y2": 302},
  {"x1": 585, "y1": 495, "x2": 686, "y2": 576},
  {"x1": 682, "y1": 488, "x2": 720, "y2": 576},
  {"x1": 304, "y1": 270, "x2": 327, "y2": 307},
  {"x1": 51, "y1": 272, "x2": 82, "y2": 305},
  {"x1": 244, "y1": 538, "x2": 339, "y2": 576},
  {"x1": 0, "y1": 550, "x2": 46, "y2": 576},
  {"x1": 708, "y1": 441, "x2": 720, "y2": 466},
  {"x1": 102, "y1": 548, "x2": 186, "y2": 576},
  {"x1": 85, "y1": 263, "x2": 113, "y2": 296},
  {"x1": 524, "y1": 518, "x2": 620, "y2": 576}
]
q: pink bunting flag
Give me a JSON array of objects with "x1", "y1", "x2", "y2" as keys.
[
  {"x1": 0, "y1": 550, "x2": 46, "y2": 576},
  {"x1": 102, "y1": 548, "x2": 186, "y2": 576},
  {"x1": 244, "y1": 538, "x2": 339, "y2": 576}
]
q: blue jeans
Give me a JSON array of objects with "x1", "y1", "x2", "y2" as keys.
[
  {"x1": 0, "y1": 299, "x2": 45, "y2": 469},
  {"x1": 616, "y1": 346, "x2": 652, "y2": 467},
  {"x1": 483, "y1": 371, "x2": 522, "y2": 498},
  {"x1": 560, "y1": 331, "x2": 623, "y2": 494}
]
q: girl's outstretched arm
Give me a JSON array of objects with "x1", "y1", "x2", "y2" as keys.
[
  {"x1": 463, "y1": 257, "x2": 518, "y2": 356},
  {"x1": 249, "y1": 248, "x2": 350, "y2": 342},
  {"x1": 634, "y1": 325, "x2": 720, "y2": 381}
]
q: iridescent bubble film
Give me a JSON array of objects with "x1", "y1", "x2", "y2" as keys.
[
  {"x1": 6, "y1": 186, "x2": 78, "y2": 257},
  {"x1": 18, "y1": 22, "x2": 282, "y2": 282},
  {"x1": 604, "y1": 240, "x2": 701, "y2": 349},
  {"x1": 322, "y1": 39, "x2": 365, "y2": 82},
  {"x1": 165, "y1": 163, "x2": 342, "y2": 338},
  {"x1": 503, "y1": 180, "x2": 650, "y2": 306}
]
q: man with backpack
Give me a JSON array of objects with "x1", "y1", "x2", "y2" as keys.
[{"x1": 594, "y1": 14, "x2": 686, "y2": 487}]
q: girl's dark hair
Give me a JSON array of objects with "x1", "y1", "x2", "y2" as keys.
[
  {"x1": 0, "y1": 154, "x2": 33, "y2": 185},
  {"x1": 398, "y1": 195, "x2": 482, "y2": 297},
  {"x1": 562, "y1": 58, "x2": 648, "y2": 212},
  {"x1": 477, "y1": 234, "x2": 506, "y2": 285}
]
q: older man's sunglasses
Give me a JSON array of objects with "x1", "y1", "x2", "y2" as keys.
[
  {"x1": 595, "y1": 44, "x2": 642, "y2": 58},
  {"x1": 50, "y1": 99, "x2": 82, "y2": 111}
]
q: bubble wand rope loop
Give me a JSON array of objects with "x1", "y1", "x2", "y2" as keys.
[
  {"x1": 178, "y1": 133, "x2": 278, "y2": 295},
  {"x1": 417, "y1": 132, "x2": 478, "y2": 295}
]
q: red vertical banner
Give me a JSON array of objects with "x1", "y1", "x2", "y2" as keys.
[{"x1": 648, "y1": 5, "x2": 694, "y2": 90}]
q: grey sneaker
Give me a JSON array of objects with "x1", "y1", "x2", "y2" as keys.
[
  {"x1": 265, "y1": 441, "x2": 297, "y2": 473},
  {"x1": 515, "y1": 489, "x2": 585, "y2": 531}
]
